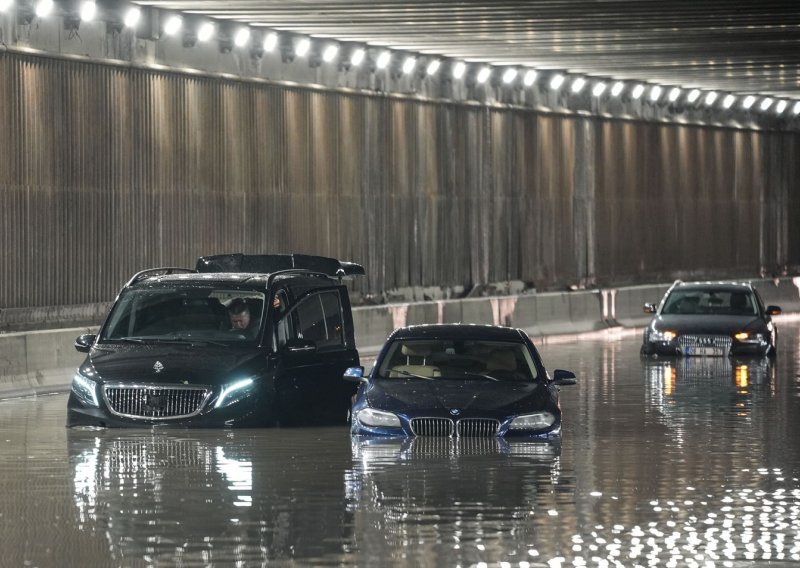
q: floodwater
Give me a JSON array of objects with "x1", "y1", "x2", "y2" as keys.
[{"x1": 2, "y1": 323, "x2": 800, "y2": 567}]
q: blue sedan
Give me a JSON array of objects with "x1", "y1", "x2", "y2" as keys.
[{"x1": 345, "y1": 324, "x2": 577, "y2": 438}]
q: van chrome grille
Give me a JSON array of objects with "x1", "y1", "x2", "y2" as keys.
[
  {"x1": 103, "y1": 384, "x2": 210, "y2": 420},
  {"x1": 410, "y1": 418, "x2": 454, "y2": 437},
  {"x1": 457, "y1": 418, "x2": 501, "y2": 437}
]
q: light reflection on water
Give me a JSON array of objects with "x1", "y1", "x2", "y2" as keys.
[{"x1": 0, "y1": 324, "x2": 799, "y2": 566}]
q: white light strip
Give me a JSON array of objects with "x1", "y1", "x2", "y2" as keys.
[
  {"x1": 611, "y1": 81, "x2": 624, "y2": 97},
  {"x1": 571, "y1": 77, "x2": 586, "y2": 93},
  {"x1": 426, "y1": 59, "x2": 440, "y2": 75},
  {"x1": 776, "y1": 99, "x2": 788, "y2": 114},
  {"x1": 649, "y1": 85, "x2": 662, "y2": 102},
  {"x1": 476, "y1": 67, "x2": 491, "y2": 84},
  {"x1": 631, "y1": 84, "x2": 644, "y2": 99},
  {"x1": 592, "y1": 82, "x2": 606, "y2": 97},
  {"x1": 742, "y1": 95, "x2": 756, "y2": 109},
  {"x1": 350, "y1": 48, "x2": 365, "y2": 67},
  {"x1": 453, "y1": 61, "x2": 466, "y2": 79},
  {"x1": 376, "y1": 51, "x2": 391, "y2": 69},
  {"x1": 687, "y1": 89, "x2": 701, "y2": 103},
  {"x1": 322, "y1": 44, "x2": 338, "y2": 62},
  {"x1": 502, "y1": 68, "x2": 517, "y2": 84},
  {"x1": 704, "y1": 91, "x2": 718, "y2": 106},
  {"x1": 523, "y1": 69, "x2": 537, "y2": 86},
  {"x1": 722, "y1": 94, "x2": 735, "y2": 109},
  {"x1": 668, "y1": 87, "x2": 681, "y2": 102},
  {"x1": 549, "y1": 74, "x2": 565, "y2": 90},
  {"x1": 760, "y1": 97, "x2": 773, "y2": 111},
  {"x1": 263, "y1": 32, "x2": 278, "y2": 52},
  {"x1": 402, "y1": 57, "x2": 416, "y2": 74}
]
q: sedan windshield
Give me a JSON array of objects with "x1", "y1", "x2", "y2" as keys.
[
  {"x1": 662, "y1": 289, "x2": 758, "y2": 316},
  {"x1": 377, "y1": 339, "x2": 539, "y2": 382},
  {"x1": 101, "y1": 287, "x2": 266, "y2": 344}
]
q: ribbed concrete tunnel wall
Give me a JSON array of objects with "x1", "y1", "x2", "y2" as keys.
[{"x1": 1, "y1": 51, "x2": 799, "y2": 328}]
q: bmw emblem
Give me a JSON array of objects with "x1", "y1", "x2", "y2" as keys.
[
  {"x1": 449, "y1": 409, "x2": 460, "y2": 416},
  {"x1": 153, "y1": 361, "x2": 164, "y2": 374}
]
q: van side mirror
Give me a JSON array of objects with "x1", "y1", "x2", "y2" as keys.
[
  {"x1": 551, "y1": 369, "x2": 577, "y2": 386},
  {"x1": 74, "y1": 334, "x2": 97, "y2": 353},
  {"x1": 766, "y1": 305, "x2": 782, "y2": 316},
  {"x1": 343, "y1": 366, "x2": 367, "y2": 383},
  {"x1": 643, "y1": 303, "x2": 657, "y2": 314}
]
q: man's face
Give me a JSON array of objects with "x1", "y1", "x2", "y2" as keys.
[{"x1": 230, "y1": 311, "x2": 250, "y2": 329}]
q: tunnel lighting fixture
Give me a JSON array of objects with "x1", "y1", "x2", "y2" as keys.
[
  {"x1": 123, "y1": 6, "x2": 141, "y2": 28},
  {"x1": 502, "y1": 68, "x2": 517, "y2": 84},
  {"x1": 631, "y1": 84, "x2": 645, "y2": 99},
  {"x1": 704, "y1": 91, "x2": 718, "y2": 106},
  {"x1": 611, "y1": 81, "x2": 624, "y2": 97},
  {"x1": 592, "y1": 82, "x2": 606, "y2": 97},
  {"x1": 523, "y1": 69, "x2": 537, "y2": 86},
  {"x1": 35, "y1": 0, "x2": 53, "y2": 18},
  {"x1": 263, "y1": 32, "x2": 278, "y2": 52},
  {"x1": 376, "y1": 51, "x2": 391, "y2": 69},
  {"x1": 452, "y1": 61, "x2": 466, "y2": 79},
  {"x1": 776, "y1": 100, "x2": 788, "y2": 114},
  {"x1": 476, "y1": 67, "x2": 491, "y2": 84},
  {"x1": 197, "y1": 22, "x2": 214, "y2": 42},
  {"x1": 668, "y1": 87, "x2": 681, "y2": 102},
  {"x1": 350, "y1": 48, "x2": 365, "y2": 67},
  {"x1": 426, "y1": 59, "x2": 440, "y2": 75},
  {"x1": 649, "y1": 85, "x2": 662, "y2": 102},
  {"x1": 571, "y1": 77, "x2": 586, "y2": 93},
  {"x1": 80, "y1": 1, "x2": 96, "y2": 22},
  {"x1": 793, "y1": 101, "x2": 800, "y2": 115},
  {"x1": 0, "y1": 0, "x2": 11, "y2": 12},
  {"x1": 295, "y1": 38, "x2": 311, "y2": 57},
  {"x1": 402, "y1": 57, "x2": 416, "y2": 74},
  {"x1": 743, "y1": 95, "x2": 756, "y2": 109},
  {"x1": 549, "y1": 74, "x2": 565, "y2": 90},
  {"x1": 234, "y1": 28, "x2": 250, "y2": 48},
  {"x1": 163, "y1": 15, "x2": 182, "y2": 36},
  {"x1": 322, "y1": 44, "x2": 338, "y2": 62},
  {"x1": 760, "y1": 97, "x2": 773, "y2": 111},
  {"x1": 687, "y1": 89, "x2": 700, "y2": 103}
]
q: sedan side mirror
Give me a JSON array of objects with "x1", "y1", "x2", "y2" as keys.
[
  {"x1": 74, "y1": 334, "x2": 97, "y2": 353},
  {"x1": 766, "y1": 305, "x2": 782, "y2": 316},
  {"x1": 552, "y1": 369, "x2": 577, "y2": 386},
  {"x1": 343, "y1": 366, "x2": 367, "y2": 383},
  {"x1": 643, "y1": 303, "x2": 657, "y2": 314}
]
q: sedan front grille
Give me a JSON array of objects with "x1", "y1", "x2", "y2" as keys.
[
  {"x1": 457, "y1": 418, "x2": 501, "y2": 437},
  {"x1": 410, "y1": 417, "x2": 500, "y2": 438},
  {"x1": 678, "y1": 335, "x2": 732, "y2": 355},
  {"x1": 104, "y1": 384, "x2": 210, "y2": 420}
]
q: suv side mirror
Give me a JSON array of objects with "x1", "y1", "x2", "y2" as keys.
[
  {"x1": 343, "y1": 366, "x2": 367, "y2": 383},
  {"x1": 766, "y1": 305, "x2": 782, "y2": 316},
  {"x1": 74, "y1": 334, "x2": 97, "y2": 353},
  {"x1": 643, "y1": 303, "x2": 657, "y2": 314},
  {"x1": 552, "y1": 369, "x2": 577, "y2": 386}
]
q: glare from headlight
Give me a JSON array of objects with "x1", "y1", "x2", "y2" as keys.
[
  {"x1": 356, "y1": 408, "x2": 401, "y2": 428},
  {"x1": 215, "y1": 378, "x2": 255, "y2": 408},
  {"x1": 72, "y1": 373, "x2": 99, "y2": 407},
  {"x1": 650, "y1": 329, "x2": 677, "y2": 342},
  {"x1": 508, "y1": 412, "x2": 556, "y2": 431}
]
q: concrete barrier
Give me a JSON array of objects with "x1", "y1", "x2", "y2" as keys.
[{"x1": 3, "y1": 277, "x2": 799, "y2": 400}]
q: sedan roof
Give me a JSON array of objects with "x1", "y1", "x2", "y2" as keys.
[{"x1": 390, "y1": 324, "x2": 526, "y2": 341}]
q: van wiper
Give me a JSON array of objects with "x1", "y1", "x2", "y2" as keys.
[{"x1": 114, "y1": 336, "x2": 229, "y2": 348}]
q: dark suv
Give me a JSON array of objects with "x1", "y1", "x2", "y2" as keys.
[{"x1": 68, "y1": 254, "x2": 364, "y2": 428}]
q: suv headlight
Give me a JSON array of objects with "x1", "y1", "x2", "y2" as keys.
[
  {"x1": 71, "y1": 371, "x2": 99, "y2": 407},
  {"x1": 215, "y1": 378, "x2": 257, "y2": 409},
  {"x1": 508, "y1": 411, "x2": 556, "y2": 431},
  {"x1": 356, "y1": 408, "x2": 401, "y2": 428},
  {"x1": 649, "y1": 329, "x2": 677, "y2": 342}
]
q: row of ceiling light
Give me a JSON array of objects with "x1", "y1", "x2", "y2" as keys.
[{"x1": 3, "y1": 0, "x2": 800, "y2": 118}]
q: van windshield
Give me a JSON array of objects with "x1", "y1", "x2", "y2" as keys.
[{"x1": 101, "y1": 288, "x2": 266, "y2": 345}]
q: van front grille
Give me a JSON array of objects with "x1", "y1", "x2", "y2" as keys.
[{"x1": 103, "y1": 384, "x2": 210, "y2": 420}]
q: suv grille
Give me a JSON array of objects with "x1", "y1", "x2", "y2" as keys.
[
  {"x1": 410, "y1": 417, "x2": 500, "y2": 437},
  {"x1": 104, "y1": 385, "x2": 210, "y2": 420}
]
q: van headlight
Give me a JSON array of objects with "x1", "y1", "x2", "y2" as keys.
[
  {"x1": 356, "y1": 408, "x2": 401, "y2": 428},
  {"x1": 215, "y1": 378, "x2": 257, "y2": 409},
  {"x1": 508, "y1": 412, "x2": 556, "y2": 431},
  {"x1": 71, "y1": 371, "x2": 99, "y2": 407}
]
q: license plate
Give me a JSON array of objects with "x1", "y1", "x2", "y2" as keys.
[{"x1": 684, "y1": 346, "x2": 724, "y2": 357}]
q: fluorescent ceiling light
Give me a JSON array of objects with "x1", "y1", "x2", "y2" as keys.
[
  {"x1": 631, "y1": 84, "x2": 645, "y2": 99},
  {"x1": 649, "y1": 85, "x2": 662, "y2": 101},
  {"x1": 476, "y1": 67, "x2": 491, "y2": 84},
  {"x1": 592, "y1": 82, "x2": 606, "y2": 97},
  {"x1": 197, "y1": 22, "x2": 214, "y2": 42},
  {"x1": 350, "y1": 48, "x2": 365, "y2": 67},
  {"x1": 376, "y1": 51, "x2": 391, "y2": 69},
  {"x1": 123, "y1": 7, "x2": 141, "y2": 28},
  {"x1": 502, "y1": 68, "x2": 517, "y2": 84},
  {"x1": 776, "y1": 100, "x2": 788, "y2": 114},
  {"x1": 35, "y1": 0, "x2": 53, "y2": 18},
  {"x1": 760, "y1": 97, "x2": 773, "y2": 111},
  {"x1": 426, "y1": 59, "x2": 440, "y2": 75},
  {"x1": 611, "y1": 82, "x2": 624, "y2": 97},
  {"x1": 234, "y1": 28, "x2": 250, "y2": 48},
  {"x1": 323, "y1": 44, "x2": 339, "y2": 62},
  {"x1": 722, "y1": 94, "x2": 735, "y2": 109},
  {"x1": 452, "y1": 61, "x2": 466, "y2": 79},
  {"x1": 523, "y1": 69, "x2": 537, "y2": 86},
  {"x1": 402, "y1": 57, "x2": 416, "y2": 74},
  {"x1": 687, "y1": 89, "x2": 701, "y2": 103},
  {"x1": 80, "y1": 1, "x2": 96, "y2": 22},
  {"x1": 295, "y1": 38, "x2": 311, "y2": 57},
  {"x1": 704, "y1": 91, "x2": 718, "y2": 105},
  {"x1": 668, "y1": 87, "x2": 681, "y2": 102},
  {"x1": 549, "y1": 74, "x2": 565, "y2": 90}
]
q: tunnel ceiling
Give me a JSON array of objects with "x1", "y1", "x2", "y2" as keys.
[{"x1": 134, "y1": 0, "x2": 800, "y2": 98}]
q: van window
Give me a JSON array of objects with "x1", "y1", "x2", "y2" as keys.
[{"x1": 278, "y1": 291, "x2": 344, "y2": 350}]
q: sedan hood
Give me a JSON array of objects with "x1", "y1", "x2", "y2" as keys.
[
  {"x1": 654, "y1": 315, "x2": 764, "y2": 335},
  {"x1": 87, "y1": 343, "x2": 264, "y2": 386},
  {"x1": 366, "y1": 378, "x2": 549, "y2": 415}
]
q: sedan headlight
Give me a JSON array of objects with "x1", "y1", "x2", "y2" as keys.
[
  {"x1": 734, "y1": 332, "x2": 763, "y2": 343},
  {"x1": 649, "y1": 329, "x2": 677, "y2": 342},
  {"x1": 215, "y1": 378, "x2": 256, "y2": 409},
  {"x1": 71, "y1": 371, "x2": 99, "y2": 407},
  {"x1": 356, "y1": 408, "x2": 401, "y2": 428},
  {"x1": 508, "y1": 411, "x2": 556, "y2": 431}
]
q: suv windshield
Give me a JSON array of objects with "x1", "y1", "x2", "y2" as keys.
[
  {"x1": 662, "y1": 289, "x2": 757, "y2": 316},
  {"x1": 377, "y1": 339, "x2": 539, "y2": 382},
  {"x1": 101, "y1": 287, "x2": 266, "y2": 344}
]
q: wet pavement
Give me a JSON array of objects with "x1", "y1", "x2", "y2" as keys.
[{"x1": 1, "y1": 322, "x2": 800, "y2": 567}]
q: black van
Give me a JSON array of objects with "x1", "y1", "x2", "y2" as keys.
[{"x1": 67, "y1": 254, "x2": 364, "y2": 428}]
